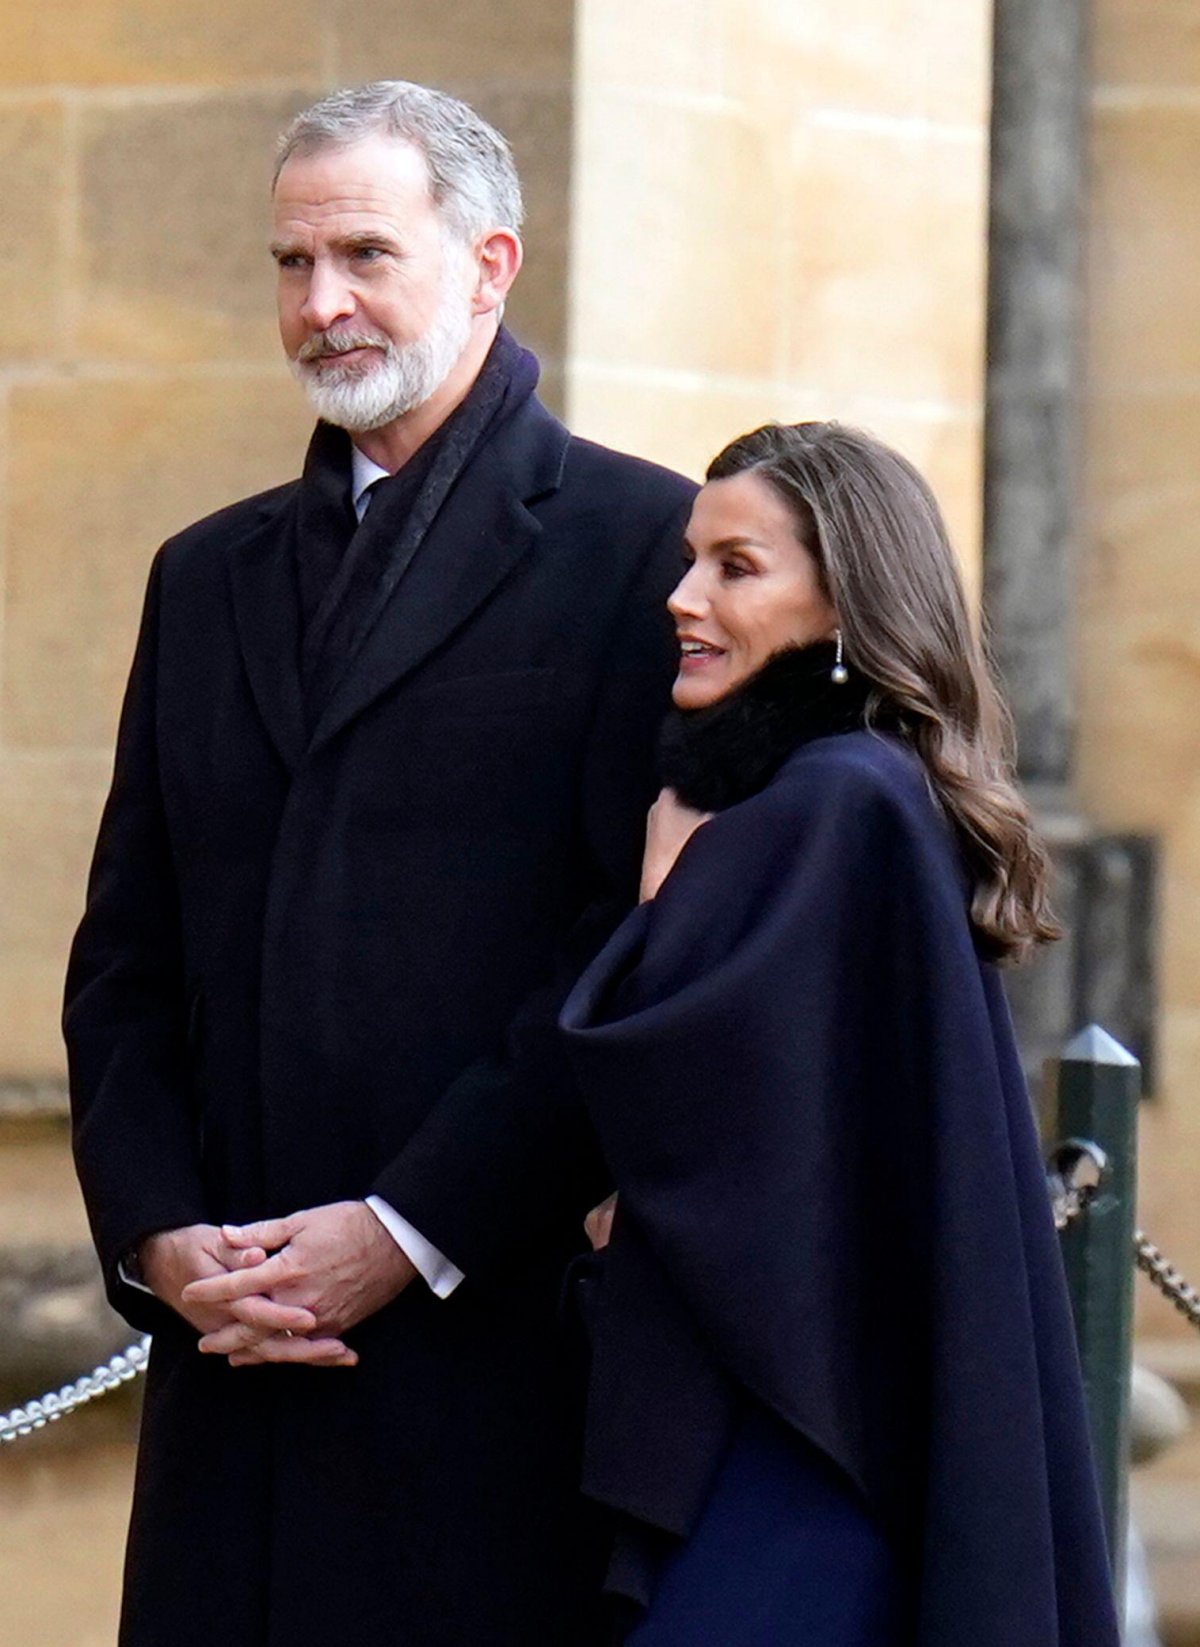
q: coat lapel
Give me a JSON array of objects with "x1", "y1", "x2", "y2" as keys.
[
  {"x1": 306, "y1": 399, "x2": 570, "y2": 756},
  {"x1": 224, "y1": 492, "x2": 309, "y2": 774}
]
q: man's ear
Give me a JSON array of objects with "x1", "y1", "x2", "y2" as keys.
[{"x1": 471, "y1": 228, "x2": 523, "y2": 316}]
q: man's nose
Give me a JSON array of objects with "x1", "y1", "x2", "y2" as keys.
[{"x1": 300, "y1": 261, "x2": 355, "y2": 331}]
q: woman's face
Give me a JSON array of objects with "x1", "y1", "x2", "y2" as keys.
[{"x1": 668, "y1": 470, "x2": 838, "y2": 709}]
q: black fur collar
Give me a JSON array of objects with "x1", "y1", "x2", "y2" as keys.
[{"x1": 659, "y1": 641, "x2": 878, "y2": 812}]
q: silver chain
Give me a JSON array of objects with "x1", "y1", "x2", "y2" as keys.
[
  {"x1": 0, "y1": 1337, "x2": 150, "y2": 1444},
  {"x1": 3, "y1": 1190, "x2": 1198, "y2": 1445},
  {"x1": 1134, "y1": 1230, "x2": 1200, "y2": 1329}
]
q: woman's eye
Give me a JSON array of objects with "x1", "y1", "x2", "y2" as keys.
[{"x1": 720, "y1": 561, "x2": 751, "y2": 580}]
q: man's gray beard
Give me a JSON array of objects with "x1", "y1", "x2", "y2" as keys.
[{"x1": 290, "y1": 285, "x2": 475, "y2": 433}]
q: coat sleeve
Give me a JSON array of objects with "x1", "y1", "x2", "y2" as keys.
[
  {"x1": 560, "y1": 747, "x2": 1121, "y2": 1647},
  {"x1": 64, "y1": 550, "x2": 209, "y2": 1331},
  {"x1": 368, "y1": 493, "x2": 690, "y2": 1278},
  {"x1": 367, "y1": 487, "x2": 691, "y2": 1271}
]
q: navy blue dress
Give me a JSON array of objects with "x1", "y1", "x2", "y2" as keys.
[{"x1": 626, "y1": 1405, "x2": 902, "y2": 1647}]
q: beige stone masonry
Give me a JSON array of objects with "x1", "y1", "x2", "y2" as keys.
[
  {"x1": 0, "y1": 102, "x2": 70, "y2": 366},
  {"x1": 3, "y1": 1, "x2": 327, "y2": 88},
  {"x1": 3, "y1": 373, "x2": 311, "y2": 753}
]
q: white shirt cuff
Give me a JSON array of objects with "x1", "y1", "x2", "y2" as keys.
[
  {"x1": 118, "y1": 1256, "x2": 155, "y2": 1295},
  {"x1": 365, "y1": 1196, "x2": 465, "y2": 1299}
]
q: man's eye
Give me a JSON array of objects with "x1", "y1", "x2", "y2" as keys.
[
  {"x1": 275, "y1": 253, "x2": 309, "y2": 271},
  {"x1": 352, "y1": 246, "x2": 385, "y2": 262}
]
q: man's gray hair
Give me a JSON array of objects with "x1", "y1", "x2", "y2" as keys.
[{"x1": 275, "y1": 81, "x2": 524, "y2": 243}]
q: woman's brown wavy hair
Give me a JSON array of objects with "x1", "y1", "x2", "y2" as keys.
[{"x1": 707, "y1": 421, "x2": 1059, "y2": 965}]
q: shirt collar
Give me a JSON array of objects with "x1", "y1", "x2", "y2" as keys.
[{"x1": 349, "y1": 443, "x2": 392, "y2": 520}]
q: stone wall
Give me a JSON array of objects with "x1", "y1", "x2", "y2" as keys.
[
  {"x1": 0, "y1": 6, "x2": 574, "y2": 1642},
  {"x1": 567, "y1": 0, "x2": 992, "y2": 593},
  {"x1": 1079, "y1": 0, "x2": 1200, "y2": 1330}
]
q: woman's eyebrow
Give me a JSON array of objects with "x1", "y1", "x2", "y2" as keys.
[{"x1": 684, "y1": 536, "x2": 768, "y2": 553}]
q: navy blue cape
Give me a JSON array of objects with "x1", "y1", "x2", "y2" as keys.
[{"x1": 560, "y1": 729, "x2": 1120, "y2": 1645}]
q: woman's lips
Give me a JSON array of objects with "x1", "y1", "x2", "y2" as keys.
[{"x1": 677, "y1": 639, "x2": 726, "y2": 671}]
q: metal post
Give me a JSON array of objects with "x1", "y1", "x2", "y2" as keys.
[{"x1": 1046, "y1": 1024, "x2": 1140, "y2": 1604}]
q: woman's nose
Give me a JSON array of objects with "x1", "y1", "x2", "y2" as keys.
[{"x1": 667, "y1": 564, "x2": 707, "y2": 621}]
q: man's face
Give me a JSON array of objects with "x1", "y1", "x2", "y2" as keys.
[{"x1": 271, "y1": 134, "x2": 476, "y2": 431}]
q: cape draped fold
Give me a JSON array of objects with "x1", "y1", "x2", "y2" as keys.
[{"x1": 560, "y1": 715, "x2": 1120, "y2": 1644}]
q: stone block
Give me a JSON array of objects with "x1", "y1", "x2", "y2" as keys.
[
  {"x1": 0, "y1": 1243, "x2": 129, "y2": 1398},
  {"x1": 2, "y1": 372, "x2": 313, "y2": 753},
  {"x1": 1083, "y1": 391, "x2": 1200, "y2": 615},
  {"x1": 0, "y1": 101, "x2": 68, "y2": 365},
  {"x1": 720, "y1": 0, "x2": 991, "y2": 129},
  {"x1": 0, "y1": 1440, "x2": 133, "y2": 1647},
  {"x1": 458, "y1": 85, "x2": 573, "y2": 368},
  {"x1": 0, "y1": 756, "x2": 113, "y2": 1076},
  {"x1": 78, "y1": 92, "x2": 318, "y2": 366},
  {"x1": 572, "y1": 91, "x2": 787, "y2": 380},
  {"x1": 333, "y1": 0, "x2": 573, "y2": 87},
  {"x1": 578, "y1": 0, "x2": 726, "y2": 99},
  {"x1": 0, "y1": 1136, "x2": 89, "y2": 1248},
  {"x1": 1088, "y1": 105, "x2": 1200, "y2": 388},
  {"x1": 1094, "y1": 0, "x2": 1200, "y2": 91},
  {"x1": 1077, "y1": 604, "x2": 1200, "y2": 834},
  {"x1": 1, "y1": 0, "x2": 324, "y2": 86},
  {"x1": 568, "y1": 369, "x2": 983, "y2": 592},
  {"x1": 781, "y1": 117, "x2": 989, "y2": 407},
  {"x1": 567, "y1": 364, "x2": 788, "y2": 484}
]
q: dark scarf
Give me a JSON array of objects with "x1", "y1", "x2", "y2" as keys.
[
  {"x1": 658, "y1": 640, "x2": 881, "y2": 813},
  {"x1": 293, "y1": 326, "x2": 540, "y2": 724}
]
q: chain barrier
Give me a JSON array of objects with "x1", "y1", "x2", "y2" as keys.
[
  {"x1": 0, "y1": 1337, "x2": 150, "y2": 1444},
  {"x1": 1050, "y1": 1140, "x2": 1200, "y2": 1336},
  {"x1": 1, "y1": 1160, "x2": 1196, "y2": 1445},
  {"x1": 1134, "y1": 1231, "x2": 1200, "y2": 1330}
]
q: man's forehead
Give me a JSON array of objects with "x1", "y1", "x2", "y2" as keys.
[{"x1": 273, "y1": 135, "x2": 435, "y2": 222}]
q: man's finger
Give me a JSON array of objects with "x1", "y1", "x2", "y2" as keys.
[
  {"x1": 227, "y1": 1295, "x2": 312, "y2": 1332},
  {"x1": 223, "y1": 1217, "x2": 294, "y2": 1250},
  {"x1": 198, "y1": 1322, "x2": 257, "y2": 1355},
  {"x1": 227, "y1": 1334, "x2": 356, "y2": 1367},
  {"x1": 229, "y1": 1295, "x2": 315, "y2": 1334},
  {"x1": 223, "y1": 1243, "x2": 268, "y2": 1270},
  {"x1": 183, "y1": 1251, "x2": 291, "y2": 1304}
]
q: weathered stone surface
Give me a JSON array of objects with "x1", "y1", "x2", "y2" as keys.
[
  {"x1": 1094, "y1": 0, "x2": 1200, "y2": 91},
  {"x1": 2, "y1": 0, "x2": 324, "y2": 86},
  {"x1": 78, "y1": 91, "x2": 317, "y2": 365},
  {"x1": 2, "y1": 372, "x2": 312, "y2": 751},
  {"x1": 0, "y1": 1434, "x2": 134, "y2": 1647},
  {"x1": 0, "y1": 101, "x2": 68, "y2": 365},
  {"x1": 573, "y1": 91, "x2": 786, "y2": 379},
  {"x1": 333, "y1": 0, "x2": 573, "y2": 86},
  {"x1": 459, "y1": 84, "x2": 573, "y2": 371},
  {"x1": 1089, "y1": 105, "x2": 1200, "y2": 389},
  {"x1": 0, "y1": 1132, "x2": 89, "y2": 1247},
  {"x1": 0, "y1": 1243, "x2": 130, "y2": 1400},
  {"x1": 723, "y1": 0, "x2": 990, "y2": 128}
]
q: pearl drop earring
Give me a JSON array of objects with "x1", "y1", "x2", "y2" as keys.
[{"x1": 830, "y1": 629, "x2": 849, "y2": 685}]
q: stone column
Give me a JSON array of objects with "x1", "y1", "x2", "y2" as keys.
[{"x1": 984, "y1": 0, "x2": 1157, "y2": 1087}]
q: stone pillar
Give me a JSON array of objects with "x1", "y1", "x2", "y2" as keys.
[
  {"x1": 983, "y1": 0, "x2": 1089, "y2": 786},
  {"x1": 983, "y1": 0, "x2": 1157, "y2": 1087}
]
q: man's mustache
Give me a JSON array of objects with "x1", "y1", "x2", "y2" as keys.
[{"x1": 296, "y1": 330, "x2": 391, "y2": 363}]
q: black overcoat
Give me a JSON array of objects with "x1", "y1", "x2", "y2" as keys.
[
  {"x1": 560, "y1": 729, "x2": 1121, "y2": 1645},
  {"x1": 64, "y1": 393, "x2": 696, "y2": 1647}
]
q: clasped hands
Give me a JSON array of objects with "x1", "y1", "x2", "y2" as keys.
[{"x1": 140, "y1": 1201, "x2": 416, "y2": 1370}]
